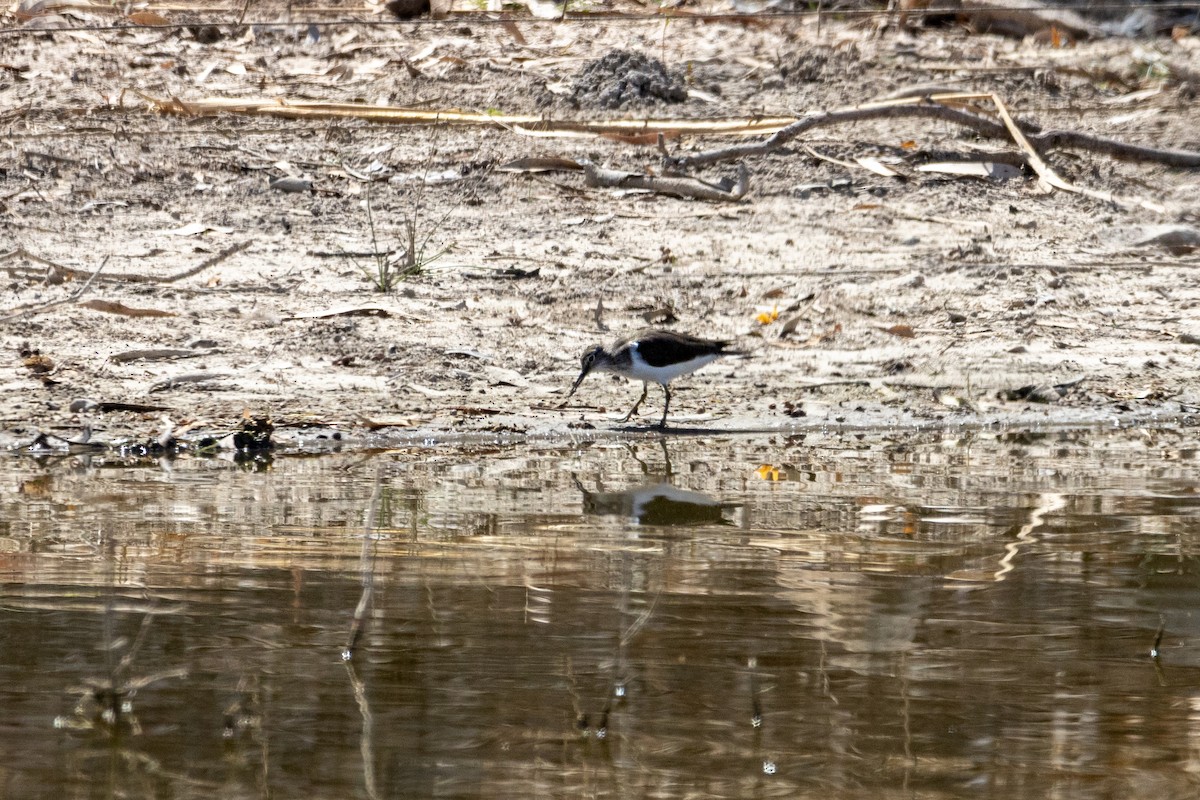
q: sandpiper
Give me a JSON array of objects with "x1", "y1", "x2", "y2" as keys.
[{"x1": 567, "y1": 329, "x2": 743, "y2": 428}]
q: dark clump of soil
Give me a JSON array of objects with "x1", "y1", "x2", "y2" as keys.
[
  {"x1": 384, "y1": 0, "x2": 430, "y2": 18},
  {"x1": 572, "y1": 50, "x2": 687, "y2": 109}
]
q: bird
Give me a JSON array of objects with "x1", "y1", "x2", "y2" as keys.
[{"x1": 566, "y1": 329, "x2": 743, "y2": 429}]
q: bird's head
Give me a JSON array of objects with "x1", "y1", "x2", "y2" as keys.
[{"x1": 568, "y1": 345, "x2": 607, "y2": 396}]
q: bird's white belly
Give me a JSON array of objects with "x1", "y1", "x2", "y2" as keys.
[{"x1": 622, "y1": 348, "x2": 719, "y2": 384}]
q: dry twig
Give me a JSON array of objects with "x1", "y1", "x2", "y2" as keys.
[
  {"x1": 664, "y1": 93, "x2": 1200, "y2": 171},
  {"x1": 2, "y1": 241, "x2": 250, "y2": 286},
  {"x1": 0, "y1": 256, "x2": 108, "y2": 323}
]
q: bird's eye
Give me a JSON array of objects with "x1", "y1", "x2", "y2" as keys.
[{"x1": 584, "y1": 353, "x2": 594, "y2": 366}]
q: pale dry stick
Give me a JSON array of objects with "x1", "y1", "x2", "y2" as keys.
[
  {"x1": 136, "y1": 91, "x2": 794, "y2": 137},
  {"x1": 0, "y1": 255, "x2": 108, "y2": 323},
  {"x1": 665, "y1": 94, "x2": 1200, "y2": 171}
]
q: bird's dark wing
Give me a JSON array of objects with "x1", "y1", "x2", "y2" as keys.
[{"x1": 631, "y1": 330, "x2": 732, "y2": 368}]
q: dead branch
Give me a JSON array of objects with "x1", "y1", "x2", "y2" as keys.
[
  {"x1": 1029, "y1": 130, "x2": 1200, "y2": 168},
  {"x1": 583, "y1": 161, "x2": 749, "y2": 202},
  {"x1": 666, "y1": 96, "x2": 1200, "y2": 171},
  {"x1": 1, "y1": 241, "x2": 250, "y2": 286},
  {"x1": 0, "y1": 256, "x2": 108, "y2": 323}
]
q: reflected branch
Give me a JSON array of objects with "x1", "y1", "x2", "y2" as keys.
[
  {"x1": 344, "y1": 659, "x2": 380, "y2": 800},
  {"x1": 344, "y1": 466, "x2": 385, "y2": 660},
  {"x1": 1152, "y1": 615, "x2": 1168, "y2": 687},
  {"x1": 993, "y1": 493, "x2": 1067, "y2": 582}
]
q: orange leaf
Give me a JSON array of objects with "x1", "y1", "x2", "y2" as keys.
[
  {"x1": 885, "y1": 324, "x2": 915, "y2": 338},
  {"x1": 78, "y1": 299, "x2": 175, "y2": 318},
  {"x1": 127, "y1": 10, "x2": 169, "y2": 24}
]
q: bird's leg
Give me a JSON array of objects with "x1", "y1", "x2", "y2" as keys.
[
  {"x1": 620, "y1": 383, "x2": 649, "y2": 422},
  {"x1": 657, "y1": 384, "x2": 671, "y2": 429}
]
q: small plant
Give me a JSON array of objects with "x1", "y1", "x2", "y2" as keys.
[
  {"x1": 352, "y1": 183, "x2": 451, "y2": 293},
  {"x1": 347, "y1": 134, "x2": 490, "y2": 293}
]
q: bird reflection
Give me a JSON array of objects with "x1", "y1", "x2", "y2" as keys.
[
  {"x1": 574, "y1": 440, "x2": 740, "y2": 527},
  {"x1": 576, "y1": 479, "x2": 736, "y2": 527}
]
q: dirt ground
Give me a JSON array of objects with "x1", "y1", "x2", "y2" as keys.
[{"x1": 2, "y1": 3, "x2": 1200, "y2": 451}]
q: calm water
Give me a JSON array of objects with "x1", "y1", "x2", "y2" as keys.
[{"x1": 4, "y1": 429, "x2": 1200, "y2": 799}]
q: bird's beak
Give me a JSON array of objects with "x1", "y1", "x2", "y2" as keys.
[{"x1": 567, "y1": 365, "x2": 591, "y2": 397}]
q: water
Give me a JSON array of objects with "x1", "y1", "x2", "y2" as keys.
[{"x1": 3, "y1": 429, "x2": 1200, "y2": 799}]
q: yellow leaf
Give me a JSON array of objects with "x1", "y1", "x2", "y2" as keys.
[{"x1": 755, "y1": 305, "x2": 779, "y2": 326}]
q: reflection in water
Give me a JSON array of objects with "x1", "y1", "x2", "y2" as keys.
[
  {"x1": 573, "y1": 440, "x2": 739, "y2": 527},
  {"x1": 575, "y1": 477, "x2": 737, "y2": 527},
  {"x1": 4, "y1": 430, "x2": 1200, "y2": 797}
]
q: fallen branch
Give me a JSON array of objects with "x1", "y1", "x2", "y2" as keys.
[
  {"x1": 582, "y1": 160, "x2": 749, "y2": 201},
  {"x1": 0, "y1": 256, "x2": 108, "y2": 323},
  {"x1": 1, "y1": 241, "x2": 250, "y2": 285},
  {"x1": 989, "y1": 93, "x2": 1164, "y2": 212},
  {"x1": 665, "y1": 93, "x2": 1200, "y2": 171}
]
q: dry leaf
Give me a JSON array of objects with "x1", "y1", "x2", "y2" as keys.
[
  {"x1": 884, "y1": 324, "x2": 915, "y2": 338},
  {"x1": 762, "y1": 287, "x2": 785, "y2": 299},
  {"x1": 23, "y1": 353, "x2": 54, "y2": 373},
  {"x1": 269, "y1": 177, "x2": 313, "y2": 193},
  {"x1": 855, "y1": 156, "x2": 900, "y2": 178},
  {"x1": 126, "y1": 10, "x2": 168, "y2": 24},
  {"x1": 915, "y1": 161, "x2": 1021, "y2": 181},
  {"x1": 79, "y1": 299, "x2": 175, "y2": 317},
  {"x1": 496, "y1": 156, "x2": 582, "y2": 173}
]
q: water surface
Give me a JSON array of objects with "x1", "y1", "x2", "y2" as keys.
[{"x1": 3, "y1": 429, "x2": 1200, "y2": 798}]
